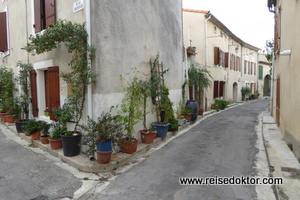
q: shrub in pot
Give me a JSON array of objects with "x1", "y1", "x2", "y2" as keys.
[
  {"x1": 23, "y1": 119, "x2": 45, "y2": 140},
  {"x1": 80, "y1": 111, "x2": 124, "y2": 164},
  {"x1": 40, "y1": 123, "x2": 51, "y2": 144}
]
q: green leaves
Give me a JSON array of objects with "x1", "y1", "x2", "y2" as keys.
[{"x1": 24, "y1": 20, "x2": 97, "y2": 131}]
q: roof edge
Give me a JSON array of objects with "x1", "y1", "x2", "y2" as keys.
[{"x1": 182, "y1": 8, "x2": 210, "y2": 14}]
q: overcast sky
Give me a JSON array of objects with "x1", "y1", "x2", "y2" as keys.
[{"x1": 182, "y1": 0, "x2": 275, "y2": 50}]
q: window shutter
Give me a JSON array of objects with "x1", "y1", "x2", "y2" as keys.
[
  {"x1": 30, "y1": 70, "x2": 39, "y2": 117},
  {"x1": 258, "y1": 65, "x2": 263, "y2": 79},
  {"x1": 0, "y1": 12, "x2": 8, "y2": 52},
  {"x1": 219, "y1": 81, "x2": 224, "y2": 97},
  {"x1": 34, "y1": 0, "x2": 43, "y2": 33},
  {"x1": 213, "y1": 81, "x2": 219, "y2": 98},
  {"x1": 45, "y1": 0, "x2": 56, "y2": 27},
  {"x1": 48, "y1": 66, "x2": 60, "y2": 120},
  {"x1": 214, "y1": 47, "x2": 219, "y2": 65},
  {"x1": 254, "y1": 63, "x2": 256, "y2": 75},
  {"x1": 224, "y1": 52, "x2": 229, "y2": 68},
  {"x1": 244, "y1": 60, "x2": 247, "y2": 74}
]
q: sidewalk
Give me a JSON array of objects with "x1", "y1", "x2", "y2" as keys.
[
  {"x1": 262, "y1": 111, "x2": 300, "y2": 200},
  {"x1": 1, "y1": 105, "x2": 232, "y2": 173}
]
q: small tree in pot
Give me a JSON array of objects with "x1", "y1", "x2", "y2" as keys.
[{"x1": 80, "y1": 111, "x2": 124, "y2": 164}]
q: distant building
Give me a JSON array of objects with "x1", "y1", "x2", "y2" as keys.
[{"x1": 183, "y1": 9, "x2": 260, "y2": 109}]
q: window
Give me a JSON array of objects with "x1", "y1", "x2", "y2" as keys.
[
  {"x1": 213, "y1": 80, "x2": 225, "y2": 98},
  {"x1": 34, "y1": 0, "x2": 56, "y2": 33},
  {"x1": 214, "y1": 47, "x2": 228, "y2": 67},
  {"x1": 0, "y1": 12, "x2": 8, "y2": 52}
]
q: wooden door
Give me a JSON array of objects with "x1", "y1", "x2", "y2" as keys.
[{"x1": 47, "y1": 66, "x2": 60, "y2": 120}]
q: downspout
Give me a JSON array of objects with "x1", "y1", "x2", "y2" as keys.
[
  {"x1": 205, "y1": 13, "x2": 212, "y2": 67},
  {"x1": 86, "y1": 0, "x2": 93, "y2": 118},
  {"x1": 270, "y1": 51, "x2": 274, "y2": 115},
  {"x1": 204, "y1": 13, "x2": 211, "y2": 109}
]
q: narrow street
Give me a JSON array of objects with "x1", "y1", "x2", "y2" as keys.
[
  {"x1": 91, "y1": 99, "x2": 270, "y2": 200},
  {"x1": 0, "y1": 127, "x2": 83, "y2": 200}
]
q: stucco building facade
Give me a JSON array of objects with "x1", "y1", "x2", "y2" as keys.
[
  {"x1": 183, "y1": 9, "x2": 260, "y2": 110},
  {"x1": 268, "y1": 0, "x2": 300, "y2": 160},
  {"x1": 0, "y1": 0, "x2": 183, "y2": 139}
]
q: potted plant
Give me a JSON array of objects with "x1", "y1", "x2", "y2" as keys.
[
  {"x1": 241, "y1": 86, "x2": 250, "y2": 101},
  {"x1": 49, "y1": 122, "x2": 64, "y2": 150},
  {"x1": 187, "y1": 46, "x2": 196, "y2": 55},
  {"x1": 255, "y1": 90, "x2": 260, "y2": 99},
  {"x1": 44, "y1": 107, "x2": 50, "y2": 117},
  {"x1": 80, "y1": 111, "x2": 124, "y2": 164},
  {"x1": 15, "y1": 62, "x2": 33, "y2": 132},
  {"x1": 53, "y1": 104, "x2": 82, "y2": 156},
  {"x1": 22, "y1": 119, "x2": 45, "y2": 140},
  {"x1": 188, "y1": 64, "x2": 212, "y2": 118},
  {"x1": 180, "y1": 105, "x2": 193, "y2": 121},
  {"x1": 40, "y1": 123, "x2": 51, "y2": 144},
  {"x1": 138, "y1": 80, "x2": 157, "y2": 144},
  {"x1": 117, "y1": 70, "x2": 144, "y2": 154}
]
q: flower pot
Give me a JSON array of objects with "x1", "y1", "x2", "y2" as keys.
[
  {"x1": 96, "y1": 150, "x2": 112, "y2": 164},
  {"x1": 187, "y1": 49, "x2": 196, "y2": 55},
  {"x1": 183, "y1": 114, "x2": 192, "y2": 121},
  {"x1": 177, "y1": 118, "x2": 185, "y2": 126},
  {"x1": 25, "y1": 131, "x2": 31, "y2": 136},
  {"x1": 0, "y1": 113, "x2": 8, "y2": 122},
  {"x1": 5, "y1": 115, "x2": 15, "y2": 123},
  {"x1": 31, "y1": 131, "x2": 41, "y2": 140},
  {"x1": 198, "y1": 109, "x2": 204, "y2": 116},
  {"x1": 186, "y1": 100, "x2": 198, "y2": 121},
  {"x1": 40, "y1": 136, "x2": 49, "y2": 144},
  {"x1": 15, "y1": 120, "x2": 24, "y2": 133},
  {"x1": 49, "y1": 138, "x2": 62, "y2": 150},
  {"x1": 96, "y1": 141, "x2": 112, "y2": 152},
  {"x1": 61, "y1": 131, "x2": 82, "y2": 157},
  {"x1": 120, "y1": 138, "x2": 138, "y2": 154},
  {"x1": 155, "y1": 123, "x2": 170, "y2": 138},
  {"x1": 44, "y1": 111, "x2": 50, "y2": 117},
  {"x1": 139, "y1": 130, "x2": 156, "y2": 144}
]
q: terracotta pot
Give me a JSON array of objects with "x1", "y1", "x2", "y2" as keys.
[
  {"x1": 49, "y1": 138, "x2": 62, "y2": 150},
  {"x1": 40, "y1": 136, "x2": 49, "y2": 144},
  {"x1": 5, "y1": 115, "x2": 15, "y2": 123},
  {"x1": 96, "y1": 150, "x2": 112, "y2": 164},
  {"x1": 31, "y1": 131, "x2": 41, "y2": 140},
  {"x1": 139, "y1": 130, "x2": 156, "y2": 144},
  {"x1": 120, "y1": 138, "x2": 138, "y2": 154},
  {"x1": 183, "y1": 114, "x2": 192, "y2": 121},
  {"x1": 0, "y1": 113, "x2": 8, "y2": 122},
  {"x1": 198, "y1": 109, "x2": 204, "y2": 116},
  {"x1": 25, "y1": 131, "x2": 31, "y2": 136},
  {"x1": 187, "y1": 49, "x2": 196, "y2": 55}
]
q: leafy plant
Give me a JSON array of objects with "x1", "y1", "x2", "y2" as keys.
[
  {"x1": 0, "y1": 67, "x2": 17, "y2": 113},
  {"x1": 16, "y1": 62, "x2": 33, "y2": 119},
  {"x1": 187, "y1": 46, "x2": 196, "y2": 51},
  {"x1": 41, "y1": 123, "x2": 51, "y2": 137},
  {"x1": 241, "y1": 87, "x2": 250, "y2": 98},
  {"x1": 25, "y1": 20, "x2": 97, "y2": 131},
  {"x1": 117, "y1": 69, "x2": 144, "y2": 138},
  {"x1": 52, "y1": 104, "x2": 74, "y2": 136},
  {"x1": 213, "y1": 100, "x2": 228, "y2": 111},
  {"x1": 22, "y1": 119, "x2": 45, "y2": 135},
  {"x1": 80, "y1": 111, "x2": 124, "y2": 156},
  {"x1": 188, "y1": 64, "x2": 212, "y2": 107}
]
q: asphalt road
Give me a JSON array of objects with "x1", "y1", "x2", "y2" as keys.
[
  {"x1": 0, "y1": 126, "x2": 82, "y2": 200},
  {"x1": 93, "y1": 99, "x2": 270, "y2": 200}
]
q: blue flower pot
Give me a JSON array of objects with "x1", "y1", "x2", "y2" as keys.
[
  {"x1": 96, "y1": 141, "x2": 112, "y2": 152},
  {"x1": 155, "y1": 123, "x2": 170, "y2": 138}
]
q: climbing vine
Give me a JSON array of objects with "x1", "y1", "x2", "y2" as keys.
[{"x1": 25, "y1": 20, "x2": 97, "y2": 130}]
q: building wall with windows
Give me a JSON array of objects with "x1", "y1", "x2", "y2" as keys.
[
  {"x1": 183, "y1": 9, "x2": 260, "y2": 110},
  {"x1": 1, "y1": 0, "x2": 183, "y2": 139},
  {"x1": 269, "y1": 0, "x2": 300, "y2": 159},
  {"x1": 257, "y1": 54, "x2": 271, "y2": 98}
]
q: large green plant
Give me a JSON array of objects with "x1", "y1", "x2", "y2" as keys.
[
  {"x1": 118, "y1": 70, "x2": 144, "y2": 137},
  {"x1": 25, "y1": 20, "x2": 97, "y2": 131},
  {"x1": 0, "y1": 67, "x2": 16, "y2": 113},
  {"x1": 188, "y1": 64, "x2": 212, "y2": 107},
  {"x1": 16, "y1": 62, "x2": 33, "y2": 119}
]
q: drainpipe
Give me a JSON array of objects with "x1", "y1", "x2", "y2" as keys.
[
  {"x1": 205, "y1": 13, "x2": 212, "y2": 67},
  {"x1": 86, "y1": 0, "x2": 93, "y2": 118},
  {"x1": 270, "y1": 51, "x2": 274, "y2": 115}
]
